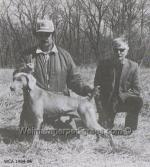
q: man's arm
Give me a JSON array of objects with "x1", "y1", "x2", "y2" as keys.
[
  {"x1": 131, "y1": 64, "x2": 141, "y2": 96},
  {"x1": 120, "y1": 63, "x2": 142, "y2": 103},
  {"x1": 66, "y1": 54, "x2": 92, "y2": 96}
]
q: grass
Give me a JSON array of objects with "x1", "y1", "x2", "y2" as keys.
[{"x1": 0, "y1": 66, "x2": 150, "y2": 167}]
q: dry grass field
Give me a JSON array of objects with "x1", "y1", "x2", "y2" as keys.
[{"x1": 0, "y1": 65, "x2": 150, "y2": 167}]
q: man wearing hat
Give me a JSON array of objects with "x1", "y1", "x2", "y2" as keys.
[
  {"x1": 15, "y1": 19, "x2": 93, "y2": 128},
  {"x1": 94, "y1": 36, "x2": 143, "y2": 131}
]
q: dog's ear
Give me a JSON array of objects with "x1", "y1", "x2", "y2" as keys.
[{"x1": 27, "y1": 74, "x2": 36, "y2": 90}]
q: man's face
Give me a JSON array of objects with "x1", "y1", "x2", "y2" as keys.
[
  {"x1": 36, "y1": 32, "x2": 53, "y2": 46},
  {"x1": 113, "y1": 42, "x2": 128, "y2": 64}
]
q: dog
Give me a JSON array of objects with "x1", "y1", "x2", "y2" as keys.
[{"x1": 10, "y1": 72, "x2": 115, "y2": 150}]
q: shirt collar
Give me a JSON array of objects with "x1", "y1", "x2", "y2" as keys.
[
  {"x1": 113, "y1": 58, "x2": 127, "y2": 69},
  {"x1": 36, "y1": 44, "x2": 58, "y2": 55},
  {"x1": 122, "y1": 58, "x2": 127, "y2": 65}
]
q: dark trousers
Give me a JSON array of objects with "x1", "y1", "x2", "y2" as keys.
[{"x1": 96, "y1": 96, "x2": 143, "y2": 130}]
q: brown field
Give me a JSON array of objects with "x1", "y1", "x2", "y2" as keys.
[{"x1": 0, "y1": 66, "x2": 150, "y2": 167}]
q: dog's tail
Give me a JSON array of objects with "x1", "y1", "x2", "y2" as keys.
[{"x1": 87, "y1": 86, "x2": 100, "y2": 101}]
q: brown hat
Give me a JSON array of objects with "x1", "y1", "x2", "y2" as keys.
[{"x1": 36, "y1": 19, "x2": 54, "y2": 33}]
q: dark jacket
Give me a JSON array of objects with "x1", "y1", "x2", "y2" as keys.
[
  {"x1": 15, "y1": 46, "x2": 91, "y2": 96},
  {"x1": 94, "y1": 58, "x2": 141, "y2": 109}
]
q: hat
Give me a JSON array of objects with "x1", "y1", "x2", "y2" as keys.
[{"x1": 36, "y1": 19, "x2": 54, "y2": 33}]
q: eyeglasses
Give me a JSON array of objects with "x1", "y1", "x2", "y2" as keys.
[
  {"x1": 113, "y1": 48, "x2": 125, "y2": 53},
  {"x1": 36, "y1": 32, "x2": 53, "y2": 38}
]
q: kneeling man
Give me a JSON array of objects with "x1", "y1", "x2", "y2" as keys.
[{"x1": 94, "y1": 36, "x2": 143, "y2": 131}]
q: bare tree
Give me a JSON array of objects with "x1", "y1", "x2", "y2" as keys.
[{"x1": 0, "y1": 0, "x2": 150, "y2": 67}]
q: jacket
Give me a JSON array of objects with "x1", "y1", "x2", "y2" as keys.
[
  {"x1": 94, "y1": 58, "x2": 141, "y2": 108},
  {"x1": 15, "y1": 45, "x2": 91, "y2": 96}
]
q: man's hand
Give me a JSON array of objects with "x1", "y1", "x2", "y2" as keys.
[
  {"x1": 88, "y1": 85, "x2": 101, "y2": 101},
  {"x1": 128, "y1": 88, "x2": 140, "y2": 96},
  {"x1": 26, "y1": 63, "x2": 34, "y2": 73}
]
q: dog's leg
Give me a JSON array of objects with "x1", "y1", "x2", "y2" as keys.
[
  {"x1": 64, "y1": 116, "x2": 77, "y2": 130},
  {"x1": 19, "y1": 108, "x2": 29, "y2": 141},
  {"x1": 27, "y1": 117, "x2": 43, "y2": 153},
  {"x1": 77, "y1": 102, "x2": 116, "y2": 151},
  {"x1": 66, "y1": 117, "x2": 80, "y2": 139},
  {"x1": 33, "y1": 116, "x2": 43, "y2": 142},
  {"x1": 68, "y1": 118, "x2": 77, "y2": 130},
  {"x1": 31, "y1": 103, "x2": 44, "y2": 147},
  {"x1": 19, "y1": 108, "x2": 27, "y2": 128},
  {"x1": 25, "y1": 112, "x2": 43, "y2": 154}
]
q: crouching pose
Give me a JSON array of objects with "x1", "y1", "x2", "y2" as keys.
[
  {"x1": 10, "y1": 72, "x2": 115, "y2": 150},
  {"x1": 94, "y1": 36, "x2": 143, "y2": 131}
]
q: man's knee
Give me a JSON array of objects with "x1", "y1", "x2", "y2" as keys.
[{"x1": 125, "y1": 96, "x2": 143, "y2": 111}]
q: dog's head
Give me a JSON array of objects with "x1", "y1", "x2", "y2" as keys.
[{"x1": 10, "y1": 72, "x2": 36, "y2": 91}]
